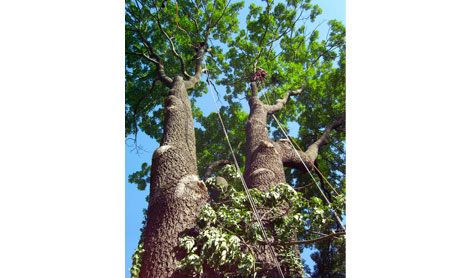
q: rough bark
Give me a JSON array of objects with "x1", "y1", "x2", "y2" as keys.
[
  {"x1": 244, "y1": 82, "x2": 286, "y2": 193},
  {"x1": 139, "y1": 76, "x2": 209, "y2": 278},
  {"x1": 305, "y1": 112, "x2": 345, "y2": 163},
  {"x1": 276, "y1": 112, "x2": 345, "y2": 173},
  {"x1": 242, "y1": 83, "x2": 344, "y2": 277},
  {"x1": 243, "y1": 82, "x2": 305, "y2": 277}
]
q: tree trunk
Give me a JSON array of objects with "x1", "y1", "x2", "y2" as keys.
[
  {"x1": 139, "y1": 76, "x2": 209, "y2": 278},
  {"x1": 244, "y1": 88, "x2": 286, "y2": 192},
  {"x1": 243, "y1": 82, "x2": 299, "y2": 278}
]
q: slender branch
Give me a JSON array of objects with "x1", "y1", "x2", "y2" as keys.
[
  {"x1": 203, "y1": 0, "x2": 218, "y2": 39},
  {"x1": 126, "y1": 51, "x2": 159, "y2": 65},
  {"x1": 252, "y1": 6, "x2": 304, "y2": 72},
  {"x1": 181, "y1": 2, "x2": 200, "y2": 34},
  {"x1": 155, "y1": 11, "x2": 191, "y2": 79},
  {"x1": 185, "y1": 0, "x2": 233, "y2": 89},
  {"x1": 131, "y1": 21, "x2": 173, "y2": 87},
  {"x1": 208, "y1": 0, "x2": 231, "y2": 31},
  {"x1": 260, "y1": 230, "x2": 345, "y2": 246},
  {"x1": 314, "y1": 160, "x2": 332, "y2": 201},
  {"x1": 252, "y1": 0, "x2": 271, "y2": 73},
  {"x1": 265, "y1": 85, "x2": 305, "y2": 114}
]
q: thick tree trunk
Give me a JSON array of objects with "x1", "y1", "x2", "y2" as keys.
[
  {"x1": 244, "y1": 86, "x2": 286, "y2": 192},
  {"x1": 139, "y1": 76, "x2": 209, "y2": 278},
  {"x1": 243, "y1": 82, "x2": 299, "y2": 277}
]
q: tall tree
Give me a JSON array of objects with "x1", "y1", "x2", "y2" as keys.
[{"x1": 126, "y1": 0, "x2": 345, "y2": 277}]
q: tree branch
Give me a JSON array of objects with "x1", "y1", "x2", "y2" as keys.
[
  {"x1": 132, "y1": 24, "x2": 173, "y2": 87},
  {"x1": 260, "y1": 230, "x2": 345, "y2": 246},
  {"x1": 203, "y1": 160, "x2": 231, "y2": 180},
  {"x1": 277, "y1": 139, "x2": 314, "y2": 171},
  {"x1": 305, "y1": 112, "x2": 345, "y2": 162},
  {"x1": 208, "y1": 0, "x2": 232, "y2": 31},
  {"x1": 155, "y1": 11, "x2": 191, "y2": 79},
  {"x1": 265, "y1": 85, "x2": 305, "y2": 114},
  {"x1": 252, "y1": 0, "x2": 271, "y2": 73},
  {"x1": 184, "y1": 44, "x2": 208, "y2": 89}
]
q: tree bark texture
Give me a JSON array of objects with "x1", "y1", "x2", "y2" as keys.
[
  {"x1": 244, "y1": 84, "x2": 286, "y2": 193},
  {"x1": 242, "y1": 82, "x2": 345, "y2": 277},
  {"x1": 243, "y1": 82, "x2": 304, "y2": 277},
  {"x1": 140, "y1": 76, "x2": 209, "y2": 278}
]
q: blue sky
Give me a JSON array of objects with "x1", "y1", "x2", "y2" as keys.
[
  {"x1": 2, "y1": 1, "x2": 468, "y2": 277},
  {"x1": 125, "y1": 1, "x2": 345, "y2": 276}
]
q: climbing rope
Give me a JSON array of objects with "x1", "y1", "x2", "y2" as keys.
[
  {"x1": 264, "y1": 96, "x2": 339, "y2": 197},
  {"x1": 262, "y1": 92, "x2": 346, "y2": 230},
  {"x1": 264, "y1": 85, "x2": 339, "y2": 197},
  {"x1": 203, "y1": 57, "x2": 286, "y2": 278}
]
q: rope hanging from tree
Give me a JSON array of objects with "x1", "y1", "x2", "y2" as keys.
[
  {"x1": 261, "y1": 90, "x2": 345, "y2": 230},
  {"x1": 203, "y1": 56, "x2": 286, "y2": 278}
]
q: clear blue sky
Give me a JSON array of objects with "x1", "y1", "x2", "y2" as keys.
[{"x1": 125, "y1": 1, "x2": 345, "y2": 276}]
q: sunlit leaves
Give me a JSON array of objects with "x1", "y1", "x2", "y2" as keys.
[
  {"x1": 126, "y1": 0, "x2": 244, "y2": 144},
  {"x1": 126, "y1": 0, "x2": 346, "y2": 275},
  {"x1": 128, "y1": 162, "x2": 151, "y2": 190},
  {"x1": 178, "y1": 165, "x2": 343, "y2": 276},
  {"x1": 130, "y1": 241, "x2": 145, "y2": 278}
]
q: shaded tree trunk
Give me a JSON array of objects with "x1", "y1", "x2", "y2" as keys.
[{"x1": 139, "y1": 76, "x2": 209, "y2": 278}]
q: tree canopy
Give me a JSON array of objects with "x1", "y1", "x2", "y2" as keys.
[{"x1": 126, "y1": 0, "x2": 345, "y2": 277}]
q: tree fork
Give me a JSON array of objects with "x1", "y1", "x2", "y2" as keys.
[{"x1": 243, "y1": 81, "x2": 304, "y2": 277}]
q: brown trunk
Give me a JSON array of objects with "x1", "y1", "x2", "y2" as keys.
[
  {"x1": 139, "y1": 76, "x2": 209, "y2": 278},
  {"x1": 244, "y1": 88, "x2": 286, "y2": 192},
  {"x1": 243, "y1": 82, "x2": 299, "y2": 278}
]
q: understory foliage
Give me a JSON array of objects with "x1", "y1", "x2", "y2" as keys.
[
  {"x1": 177, "y1": 165, "x2": 345, "y2": 277},
  {"x1": 126, "y1": 0, "x2": 346, "y2": 276},
  {"x1": 130, "y1": 241, "x2": 145, "y2": 278}
]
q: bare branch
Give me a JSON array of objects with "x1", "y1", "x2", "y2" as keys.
[
  {"x1": 265, "y1": 85, "x2": 305, "y2": 114},
  {"x1": 131, "y1": 23, "x2": 173, "y2": 87},
  {"x1": 155, "y1": 12, "x2": 191, "y2": 79},
  {"x1": 305, "y1": 112, "x2": 345, "y2": 162},
  {"x1": 208, "y1": 0, "x2": 232, "y2": 31}
]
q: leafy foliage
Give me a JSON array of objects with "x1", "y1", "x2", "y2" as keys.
[
  {"x1": 128, "y1": 162, "x2": 151, "y2": 191},
  {"x1": 177, "y1": 165, "x2": 345, "y2": 277},
  {"x1": 126, "y1": 0, "x2": 346, "y2": 275},
  {"x1": 130, "y1": 241, "x2": 145, "y2": 278}
]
